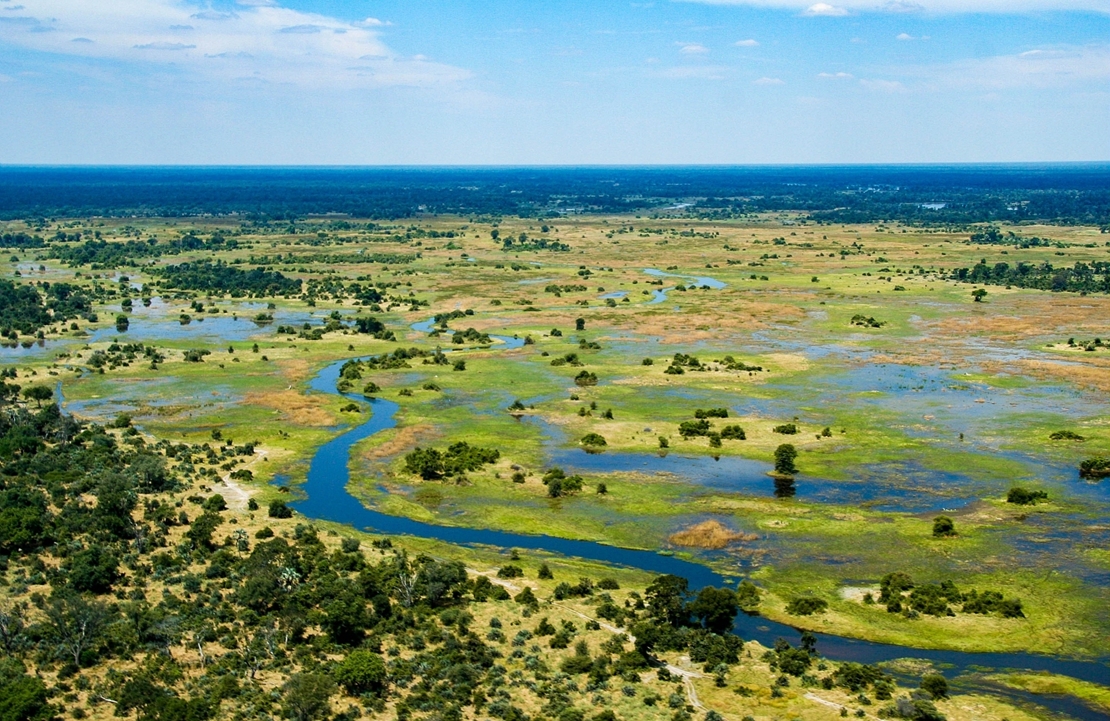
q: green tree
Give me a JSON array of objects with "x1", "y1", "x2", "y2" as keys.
[
  {"x1": 335, "y1": 650, "x2": 388, "y2": 696},
  {"x1": 281, "y1": 673, "x2": 335, "y2": 721},
  {"x1": 46, "y1": 593, "x2": 112, "y2": 667},
  {"x1": 645, "y1": 574, "x2": 689, "y2": 627},
  {"x1": 689, "y1": 586, "x2": 740, "y2": 634},
  {"x1": 20, "y1": 386, "x2": 52, "y2": 408},
  {"x1": 0, "y1": 659, "x2": 52, "y2": 721},
  {"x1": 920, "y1": 673, "x2": 949, "y2": 700},
  {"x1": 971, "y1": 288, "x2": 988, "y2": 302},
  {"x1": 773, "y1": 444, "x2": 798, "y2": 475},
  {"x1": 932, "y1": 516, "x2": 956, "y2": 538}
]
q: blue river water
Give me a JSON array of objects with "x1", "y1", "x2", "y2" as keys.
[{"x1": 289, "y1": 355, "x2": 1109, "y2": 716}]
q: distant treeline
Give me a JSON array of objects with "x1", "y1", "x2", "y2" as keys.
[
  {"x1": 1, "y1": 165, "x2": 1108, "y2": 225},
  {"x1": 949, "y1": 260, "x2": 1110, "y2": 294},
  {"x1": 49, "y1": 234, "x2": 239, "y2": 268},
  {"x1": 154, "y1": 260, "x2": 302, "y2": 297}
]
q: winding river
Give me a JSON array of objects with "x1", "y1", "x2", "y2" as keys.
[{"x1": 290, "y1": 354, "x2": 1109, "y2": 718}]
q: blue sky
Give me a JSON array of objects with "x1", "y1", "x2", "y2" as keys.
[{"x1": 1, "y1": 0, "x2": 1107, "y2": 164}]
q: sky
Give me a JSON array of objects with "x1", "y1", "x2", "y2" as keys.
[{"x1": 0, "y1": 0, "x2": 1107, "y2": 164}]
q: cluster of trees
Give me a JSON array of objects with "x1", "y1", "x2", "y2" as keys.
[
  {"x1": 949, "y1": 260, "x2": 1110, "y2": 294},
  {"x1": 49, "y1": 234, "x2": 238, "y2": 268},
  {"x1": 1079, "y1": 457, "x2": 1110, "y2": 479},
  {"x1": 0, "y1": 231, "x2": 45, "y2": 248},
  {"x1": 0, "y1": 280, "x2": 93, "y2": 338},
  {"x1": 156, "y1": 260, "x2": 302, "y2": 298},
  {"x1": 493, "y1": 230, "x2": 570, "y2": 252},
  {"x1": 404, "y1": 442, "x2": 500, "y2": 481},
  {"x1": 968, "y1": 227, "x2": 1059, "y2": 249},
  {"x1": 872, "y1": 572, "x2": 1024, "y2": 619}
]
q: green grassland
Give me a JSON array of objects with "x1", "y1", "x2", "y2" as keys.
[{"x1": 5, "y1": 211, "x2": 1110, "y2": 667}]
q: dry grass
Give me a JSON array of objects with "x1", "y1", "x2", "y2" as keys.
[
  {"x1": 359, "y1": 423, "x2": 436, "y2": 461},
  {"x1": 668, "y1": 519, "x2": 757, "y2": 549},
  {"x1": 244, "y1": 389, "x2": 336, "y2": 426}
]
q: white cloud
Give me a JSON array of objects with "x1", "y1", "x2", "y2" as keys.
[
  {"x1": 804, "y1": 3, "x2": 849, "y2": 15},
  {"x1": 734, "y1": 38, "x2": 759, "y2": 46},
  {"x1": 817, "y1": 71, "x2": 853, "y2": 78},
  {"x1": 678, "y1": 0, "x2": 1110, "y2": 13},
  {"x1": 754, "y1": 76, "x2": 785, "y2": 84},
  {"x1": 678, "y1": 41, "x2": 710, "y2": 53},
  {"x1": 896, "y1": 32, "x2": 914, "y2": 40},
  {"x1": 0, "y1": 0, "x2": 470, "y2": 90}
]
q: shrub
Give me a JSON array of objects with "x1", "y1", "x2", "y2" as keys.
[
  {"x1": 932, "y1": 516, "x2": 956, "y2": 538},
  {"x1": 1079, "y1": 457, "x2": 1110, "y2": 479},
  {"x1": 268, "y1": 500, "x2": 293, "y2": 519},
  {"x1": 773, "y1": 423, "x2": 798, "y2": 435},
  {"x1": 581, "y1": 433, "x2": 607, "y2": 448},
  {"x1": 786, "y1": 597, "x2": 828, "y2": 616},
  {"x1": 1006, "y1": 487, "x2": 1048, "y2": 505},
  {"x1": 720, "y1": 425, "x2": 746, "y2": 440}
]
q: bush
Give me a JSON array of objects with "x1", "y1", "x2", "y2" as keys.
[
  {"x1": 786, "y1": 597, "x2": 828, "y2": 616},
  {"x1": 720, "y1": 425, "x2": 746, "y2": 440},
  {"x1": 574, "y1": 370, "x2": 598, "y2": 386},
  {"x1": 268, "y1": 500, "x2": 293, "y2": 519},
  {"x1": 1006, "y1": 487, "x2": 1048, "y2": 505},
  {"x1": 932, "y1": 516, "x2": 955, "y2": 538},
  {"x1": 773, "y1": 423, "x2": 798, "y2": 435},
  {"x1": 581, "y1": 433, "x2": 607, "y2": 448},
  {"x1": 1079, "y1": 457, "x2": 1110, "y2": 479},
  {"x1": 335, "y1": 650, "x2": 388, "y2": 696},
  {"x1": 919, "y1": 674, "x2": 948, "y2": 700}
]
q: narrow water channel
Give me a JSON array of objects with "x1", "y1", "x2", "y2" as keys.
[{"x1": 289, "y1": 356, "x2": 1109, "y2": 719}]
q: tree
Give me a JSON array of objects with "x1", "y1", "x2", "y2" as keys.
[
  {"x1": 322, "y1": 591, "x2": 371, "y2": 646},
  {"x1": 269, "y1": 500, "x2": 294, "y2": 519},
  {"x1": 21, "y1": 386, "x2": 52, "y2": 408},
  {"x1": 45, "y1": 593, "x2": 112, "y2": 667},
  {"x1": 971, "y1": 288, "x2": 988, "y2": 302},
  {"x1": 0, "y1": 659, "x2": 52, "y2": 721},
  {"x1": 64, "y1": 546, "x2": 120, "y2": 594},
  {"x1": 689, "y1": 586, "x2": 740, "y2": 634},
  {"x1": 575, "y1": 318, "x2": 585, "y2": 331},
  {"x1": 645, "y1": 574, "x2": 689, "y2": 627},
  {"x1": 281, "y1": 673, "x2": 335, "y2": 721},
  {"x1": 932, "y1": 516, "x2": 956, "y2": 538},
  {"x1": 920, "y1": 673, "x2": 949, "y2": 700},
  {"x1": 335, "y1": 650, "x2": 388, "y2": 696},
  {"x1": 773, "y1": 444, "x2": 798, "y2": 475},
  {"x1": 185, "y1": 510, "x2": 223, "y2": 552}
]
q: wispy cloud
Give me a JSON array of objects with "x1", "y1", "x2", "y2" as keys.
[
  {"x1": 134, "y1": 40, "x2": 194, "y2": 50},
  {"x1": 677, "y1": 0, "x2": 1108, "y2": 13},
  {"x1": 677, "y1": 41, "x2": 710, "y2": 53},
  {"x1": 754, "y1": 76, "x2": 785, "y2": 84},
  {"x1": 817, "y1": 71, "x2": 853, "y2": 78},
  {"x1": 734, "y1": 38, "x2": 759, "y2": 46},
  {"x1": 0, "y1": 0, "x2": 470, "y2": 90}
]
